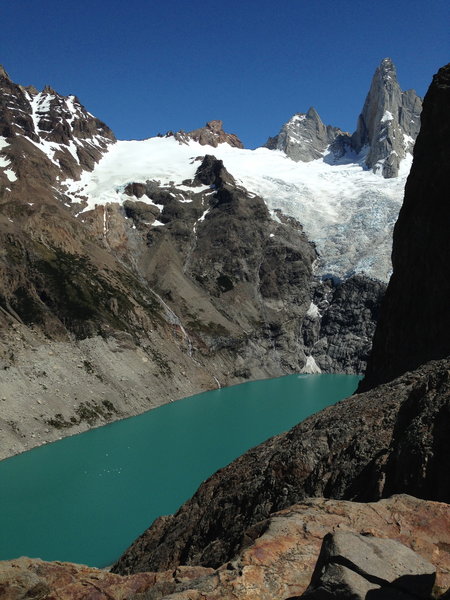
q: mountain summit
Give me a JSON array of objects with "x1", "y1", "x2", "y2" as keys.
[
  {"x1": 352, "y1": 57, "x2": 422, "y2": 177},
  {"x1": 265, "y1": 58, "x2": 422, "y2": 178},
  {"x1": 265, "y1": 107, "x2": 348, "y2": 162}
]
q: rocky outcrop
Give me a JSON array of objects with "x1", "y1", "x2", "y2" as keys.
[
  {"x1": 361, "y1": 63, "x2": 450, "y2": 391},
  {"x1": 265, "y1": 107, "x2": 349, "y2": 162},
  {"x1": 169, "y1": 119, "x2": 244, "y2": 148},
  {"x1": 112, "y1": 357, "x2": 450, "y2": 574},
  {"x1": 351, "y1": 57, "x2": 422, "y2": 178},
  {"x1": 303, "y1": 275, "x2": 386, "y2": 374},
  {"x1": 2, "y1": 495, "x2": 449, "y2": 599},
  {"x1": 300, "y1": 532, "x2": 436, "y2": 600}
]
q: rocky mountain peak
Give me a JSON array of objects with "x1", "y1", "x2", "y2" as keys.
[
  {"x1": 379, "y1": 56, "x2": 396, "y2": 78},
  {"x1": 264, "y1": 107, "x2": 349, "y2": 162},
  {"x1": 0, "y1": 70, "x2": 115, "y2": 189},
  {"x1": 169, "y1": 119, "x2": 244, "y2": 148},
  {"x1": 351, "y1": 57, "x2": 422, "y2": 178},
  {"x1": 0, "y1": 64, "x2": 11, "y2": 81}
]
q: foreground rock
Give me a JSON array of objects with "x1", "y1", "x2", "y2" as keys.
[
  {"x1": 300, "y1": 532, "x2": 435, "y2": 599},
  {"x1": 112, "y1": 357, "x2": 450, "y2": 574},
  {"x1": 1, "y1": 495, "x2": 449, "y2": 599}
]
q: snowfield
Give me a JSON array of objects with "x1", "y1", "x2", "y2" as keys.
[{"x1": 63, "y1": 136, "x2": 411, "y2": 281}]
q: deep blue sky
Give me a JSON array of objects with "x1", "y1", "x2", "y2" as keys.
[{"x1": 2, "y1": 0, "x2": 449, "y2": 147}]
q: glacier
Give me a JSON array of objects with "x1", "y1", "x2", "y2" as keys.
[{"x1": 63, "y1": 136, "x2": 411, "y2": 282}]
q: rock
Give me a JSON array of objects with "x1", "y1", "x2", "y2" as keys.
[
  {"x1": 264, "y1": 107, "x2": 349, "y2": 162},
  {"x1": 303, "y1": 275, "x2": 386, "y2": 374},
  {"x1": 111, "y1": 357, "x2": 450, "y2": 575},
  {"x1": 300, "y1": 532, "x2": 435, "y2": 599},
  {"x1": 170, "y1": 119, "x2": 244, "y2": 148},
  {"x1": 0, "y1": 557, "x2": 214, "y2": 600},
  {"x1": 361, "y1": 63, "x2": 450, "y2": 391},
  {"x1": 1, "y1": 495, "x2": 449, "y2": 599},
  {"x1": 351, "y1": 58, "x2": 422, "y2": 178}
]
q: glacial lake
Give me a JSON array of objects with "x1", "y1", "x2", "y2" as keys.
[{"x1": 0, "y1": 373, "x2": 360, "y2": 567}]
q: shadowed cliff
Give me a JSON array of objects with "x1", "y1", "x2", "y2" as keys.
[{"x1": 360, "y1": 63, "x2": 450, "y2": 391}]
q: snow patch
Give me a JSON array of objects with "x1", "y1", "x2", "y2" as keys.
[
  {"x1": 4, "y1": 169, "x2": 17, "y2": 182},
  {"x1": 380, "y1": 110, "x2": 394, "y2": 123},
  {"x1": 302, "y1": 355, "x2": 322, "y2": 374},
  {"x1": 306, "y1": 302, "x2": 320, "y2": 318}
]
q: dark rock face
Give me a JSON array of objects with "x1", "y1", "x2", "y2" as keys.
[
  {"x1": 361, "y1": 63, "x2": 450, "y2": 391},
  {"x1": 299, "y1": 532, "x2": 436, "y2": 600},
  {"x1": 265, "y1": 107, "x2": 349, "y2": 162},
  {"x1": 170, "y1": 119, "x2": 244, "y2": 148},
  {"x1": 303, "y1": 275, "x2": 386, "y2": 374},
  {"x1": 112, "y1": 357, "x2": 450, "y2": 574},
  {"x1": 351, "y1": 58, "x2": 422, "y2": 178}
]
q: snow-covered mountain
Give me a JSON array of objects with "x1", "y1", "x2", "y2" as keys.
[
  {"x1": 0, "y1": 58, "x2": 419, "y2": 456},
  {"x1": 62, "y1": 134, "x2": 410, "y2": 282},
  {"x1": 56, "y1": 57, "x2": 420, "y2": 282}
]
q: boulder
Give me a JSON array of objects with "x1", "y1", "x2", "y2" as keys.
[{"x1": 300, "y1": 532, "x2": 435, "y2": 599}]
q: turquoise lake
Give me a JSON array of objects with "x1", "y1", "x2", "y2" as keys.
[{"x1": 0, "y1": 374, "x2": 360, "y2": 567}]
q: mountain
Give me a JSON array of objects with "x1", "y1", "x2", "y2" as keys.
[
  {"x1": 0, "y1": 61, "x2": 448, "y2": 600},
  {"x1": 360, "y1": 62, "x2": 450, "y2": 390},
  {"x1": 351, "y1": 57, "x2": 422, "y2": 178},
  {"x1": 111, "y1": 63, "x2": 450, "y2": 584},
  {"x1": 1, "y1": 59, "x2": 412, "y2": 458},
  {"x1": 265, "y1": 106, "x2": 349, "y2": 162},
  {"x1": 265, "y1": 58, "x2": 422, "y2": 179}
]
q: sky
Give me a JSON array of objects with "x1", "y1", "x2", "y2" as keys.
[{"x1": 2, "y1": 0, "x2": 449, "y2": 148}]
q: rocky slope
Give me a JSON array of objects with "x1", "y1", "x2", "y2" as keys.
[
  {"x1": 361, "y1": 63, "x2": 450, "y2": 391},
  {"x1": 112, "y1": 356, "x2": 450, "y2": 574},
  {"x1": 1, "y1": 495, "x2": 449, "y2": 599}
]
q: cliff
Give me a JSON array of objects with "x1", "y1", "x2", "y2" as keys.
[{"x1": 361, "y1": 63, "x2": 450, "y2": 391}]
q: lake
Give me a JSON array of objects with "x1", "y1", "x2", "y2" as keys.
[{"x1": 0, "y1": 373, "x2": 360, "y2": 567}]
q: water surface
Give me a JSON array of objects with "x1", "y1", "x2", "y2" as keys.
[{"x1": 0, "y1": 373, "x2": 359, "y2": 566}]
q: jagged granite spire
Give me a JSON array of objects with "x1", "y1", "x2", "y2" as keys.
[
  {"x1": 265, "y1": 107, "x2": 348, "y2": 162},
  {"x1": 351, "y1": 58, "x2": 422, "y2": 178}
]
